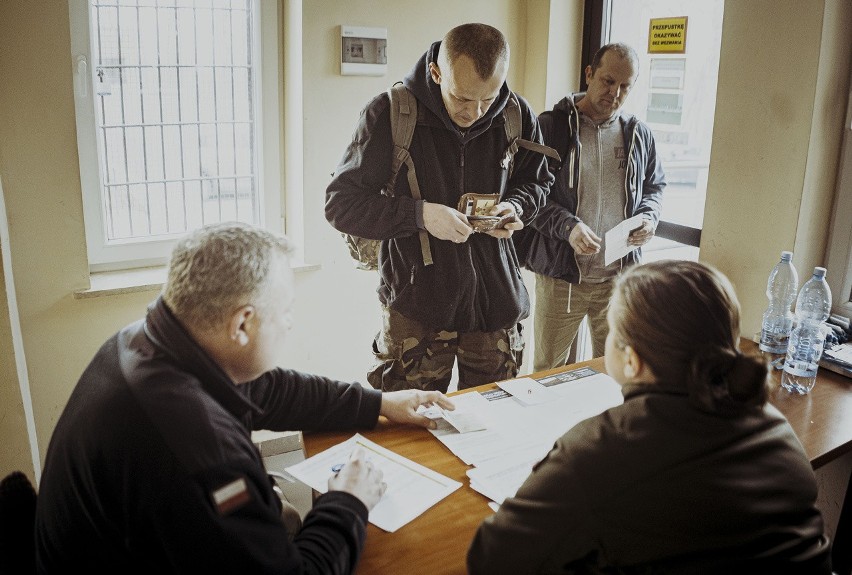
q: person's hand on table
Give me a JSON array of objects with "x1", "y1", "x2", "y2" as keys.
[
  {"x1": 380, "y1": 390, "x2": 456, "y2": 429},
  {"x1": 328, "y1": 446, "x2": 387, "y2": 510}
]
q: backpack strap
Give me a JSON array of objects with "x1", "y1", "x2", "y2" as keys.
[
  {"x1": 501, "y1": 92, "x2": 561, "y2": 177},
  {"x1": 387, "y1": 84, "x2": 433, "y2": 266}
]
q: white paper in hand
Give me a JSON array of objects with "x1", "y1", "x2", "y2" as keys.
[{"x1": 604, "y1": 214, "x2": 645, "y2": 266}]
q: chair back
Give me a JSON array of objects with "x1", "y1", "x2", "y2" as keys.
[{"x1": 0, "y1": 471, "x2": 37, "y2": 575}]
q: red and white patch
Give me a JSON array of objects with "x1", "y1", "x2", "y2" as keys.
[{"x1": 211, "y1": 477, "x2": 251, "y2": 515}]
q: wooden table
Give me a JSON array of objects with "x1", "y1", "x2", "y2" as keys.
[{"x1": 303, "y1": 339, "x2": 852, "y2": 575}]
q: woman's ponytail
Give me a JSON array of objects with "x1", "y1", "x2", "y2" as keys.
[{"x1": 687, "y1": 346, "x2": 768, "y2": 416}]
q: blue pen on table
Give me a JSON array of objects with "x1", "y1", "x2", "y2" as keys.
[{"x1": 331, "y1": 463, "x2": 344, "y2": 473}]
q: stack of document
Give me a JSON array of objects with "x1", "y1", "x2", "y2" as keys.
[
  {"x1": 821, "y1": 343, "x2": 852, "y2": 378},
  {"x1": 428, "y1": 367, "x2": 623, "y2": 506},
  {"x1": 466, "y1": 452, "x2": 541, "y2": 505}
]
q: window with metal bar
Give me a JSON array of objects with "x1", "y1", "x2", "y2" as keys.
[{"x1": 71, "y1": 0, "x2": 275, "y2": 271}]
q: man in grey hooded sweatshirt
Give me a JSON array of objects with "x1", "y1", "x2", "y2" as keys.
[{"x1": 515, "y1": 42, "x2": 666, "y2": 371}]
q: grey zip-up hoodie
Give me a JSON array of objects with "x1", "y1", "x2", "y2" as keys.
[{"x1": 513, "y1": 94, "x2": 666, "y2": 283}]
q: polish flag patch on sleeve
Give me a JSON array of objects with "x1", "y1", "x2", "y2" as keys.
[{"x1": 211, "y1": 477, "x2": 251, "y2": 515}]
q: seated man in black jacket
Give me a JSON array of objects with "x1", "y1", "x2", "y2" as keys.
[{"x1": 35, "y1": 221, "x2": 454, "y2": 574}]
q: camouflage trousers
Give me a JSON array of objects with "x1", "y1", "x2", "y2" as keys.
[{"x1": 367, "y1": 306, "x2": 524, "y2": 393}]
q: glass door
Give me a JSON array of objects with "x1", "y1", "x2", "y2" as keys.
[
  {"x1": 605, "y1": 0, "x2": 725, "y2": 262},
  {"x1": 567, "y1": 0, "x2": 724, "y2": 363}
]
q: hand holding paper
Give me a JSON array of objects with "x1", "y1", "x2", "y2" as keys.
[
  {"x1": 441, "y1": 407, "x2": 487, "y2": 433},
  {"x1": 380, "y1": 389, "x2": 456, "y2": 429},
  {"x1": 604, "y1": 214, "x2": 646, "y2": 266}
]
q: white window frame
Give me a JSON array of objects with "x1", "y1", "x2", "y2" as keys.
[
  {"x1": 825, "y1": 82, "x2": 852, "y2": 319},
  {"x1": 68, "y1": 0, "x2": 282, "y2": 272}
]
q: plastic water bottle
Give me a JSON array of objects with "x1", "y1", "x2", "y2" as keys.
[
  {"x1": 758, "y1": 251, "x2": 798, "y2": 357},
  {"x1": 781, "y1": 267, "x2": 832, "y2": 394}
]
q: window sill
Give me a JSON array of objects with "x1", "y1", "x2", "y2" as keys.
[{"x1": 74, "y1": 260, "x2": 322, "y2": 300}]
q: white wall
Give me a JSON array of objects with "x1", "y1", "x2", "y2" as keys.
[{"x1": 702, "y1": 0, "x2": 851, "y2": 338}]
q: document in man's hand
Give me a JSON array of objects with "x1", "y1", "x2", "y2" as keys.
[
  {"x1": 284, "y1": 434, "x2": 461, "y2": 532},
  {"x1": 604, "y1": 214, "x2": 645, "y2": 266}
]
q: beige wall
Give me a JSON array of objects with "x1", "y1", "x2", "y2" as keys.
[
  {"x1": 0, "y1": 236, "x2": 31, "y2": 477},
  {"x1": 0, "y1": 2, "x2": 156, "y2": 483},
  {"x1": 702, "y1": 0, "x2": 851, "y2": 338}
]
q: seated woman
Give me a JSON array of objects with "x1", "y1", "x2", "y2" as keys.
[{"x1": 467, "y1": 260, "x2": 832, "y2": 574}]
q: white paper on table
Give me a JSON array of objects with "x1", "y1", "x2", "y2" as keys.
[
  {"x1": 536, "y1": 366, "x2": 603, "y2": 389},
  {"x1": 604, "y1": 214, "x2": 645, "y2": 266},
  {"x1": 825, "y1": 343, "x2": 852, "y2": 366},
  {"x1": 439, "y1": 391, "x2": 489, "y2": 433},
  {"x1": 441, "y1": 407, "x2": 487, "y2": 433},
  {"x1": 431, "y1": 374, "x2": 624, "y2": 467},
  {"x1": 466, "y1": 452, "x2": 543, "y2": 504},
  {"x1": 284, "y1": 434, "x2": 461, "y2": 532},
  {"x1": 497, "y1": 377, "x2": 560, "y2": 405},
  {"x1": 470, "y1": 479, "x2": 502, "y2": 503},
  {"x1": 429, "y1": 419, "x2": 529, "y2": 466},
  {"x1": 543, "y1": 372, "x2": 624, "y2": 408}
]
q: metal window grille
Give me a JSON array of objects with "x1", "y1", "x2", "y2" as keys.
[{"x1": 89, "y1": 0, "x2": 257, "y2": 242}]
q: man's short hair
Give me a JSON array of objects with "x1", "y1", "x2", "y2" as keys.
[
  {"x1": 162, "y1": 222, "x2": 293, "y2": 332},
  {"x1": 590, "y1": 42, "x2": 639, "y2": 74},
  {"x1": 441, "y1": 23, "x2": 509, "y2": 80}
]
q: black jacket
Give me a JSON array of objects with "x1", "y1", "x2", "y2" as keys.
[
  {"x1": 468, "y1": 382, "x2": 832, "y2": 574},
  {"x1": 514, "y1": 95, "x2": 665, "y2": 283},
  {"x1": 35, "y1": 297, "x2": 382, "y2": 574},
  {"x1": 326, "y1": 41, "x2": 553, "y2": 332}
]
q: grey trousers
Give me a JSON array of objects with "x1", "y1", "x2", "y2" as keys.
[{"x1": 533, "y1": 274, "x2": 613, "y2": 372}]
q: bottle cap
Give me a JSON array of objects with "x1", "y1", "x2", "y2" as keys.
[
  {"x1": 813, "y1": 267, "x2": 827, "y2": 279},
  {"x1": 780, "y1": 251, "x2": 793, "y2": 262}
]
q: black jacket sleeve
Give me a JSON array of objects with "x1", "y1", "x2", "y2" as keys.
[
  {"x1": 503, "y1": 94, "x2": 554, "y2": 224},
  {"x1": 325, "y1": 93, "x2": 421, "y2": 240},
  {"x1": 247, "y1": 369, "x2": 383, "y2": 433}
]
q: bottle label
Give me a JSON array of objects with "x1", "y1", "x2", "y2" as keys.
[
  {"x1": 783, "y1": 327, "x2": 826, "y2": 377},
  {"x1": 783, "y1": 361, "x2": 818, "y2": 378}
]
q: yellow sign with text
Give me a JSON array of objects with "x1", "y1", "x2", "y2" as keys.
[{"x1": 648, "y1": 16, "x2": 688, "y2": 54}]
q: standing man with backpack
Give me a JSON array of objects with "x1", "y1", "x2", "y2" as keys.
[
  {"x1": 515, "y1": 42, "x2": 666, "y2": 371},
  {"x1": 326, "y1": 23, "x2": 554, "y2": 393}
]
